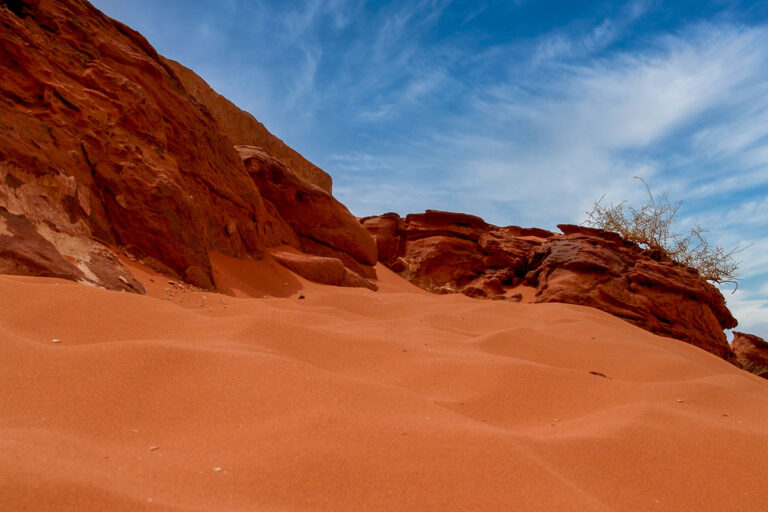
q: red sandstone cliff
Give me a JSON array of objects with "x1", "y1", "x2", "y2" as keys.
[
  {"x1": 362, "y1": 211, "x2": 738, "y2": 359},
  {"x1": 0, "y1": 0, "x2": 375, "y2": 290}
]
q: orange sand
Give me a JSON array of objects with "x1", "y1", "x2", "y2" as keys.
[{"x1": 1, "y1": 260, "x2": 767, "y2": 511}]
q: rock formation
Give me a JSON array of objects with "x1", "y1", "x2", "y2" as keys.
[
  {"x1": 731, "y1": 332, "x2": 768, "y2": 379},
  {"x1": 362, "y1": 211, "x2": 737, "y2": 359},
  {"x1": 238, "y1": 146, "x2": 377, "y2": 279},
  {"x1": 0, "y1": 0, "x2": 747, "y2": 357},
  {"x1": 361, "y1": 210, "x2": 550, "y2": 297},
  {"x1": 0, "y1": 0, "x2": 375, "y2": 291}
]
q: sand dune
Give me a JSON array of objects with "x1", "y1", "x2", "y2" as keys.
[{"x1": 1, "y1": 261, "x2": 767, "y2": 511}]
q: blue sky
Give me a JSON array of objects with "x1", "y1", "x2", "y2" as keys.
[{"x1": 91, "y1": 0, "x2": 768, "y2": 339}]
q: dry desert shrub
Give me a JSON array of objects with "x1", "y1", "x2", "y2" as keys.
[{"x1": 584, "y1": 177, "x2": 743, "y2": 287}]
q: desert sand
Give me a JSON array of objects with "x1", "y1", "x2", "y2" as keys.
[{"x1": 1, "y1": 258, "x2": 767, "y2": 512}]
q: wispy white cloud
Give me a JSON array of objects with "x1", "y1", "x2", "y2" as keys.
[
  {"x1": 531, "y1": 0, "x2": 651, "y2": 64},
  {"x1": 426, "y1": 24, "x2": 768, "y2": 223}
]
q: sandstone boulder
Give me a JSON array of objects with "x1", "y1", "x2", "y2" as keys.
[
  {"x1": 271, "y1": 251, "x2": 377, "y2": 291},
  {"x1": 732, "y1": 332, "x2": 768, "y2": 379}
]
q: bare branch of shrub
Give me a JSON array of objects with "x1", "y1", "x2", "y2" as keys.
[{"x1": 583, "y1": 177, "x2": 745, "y2": 287}]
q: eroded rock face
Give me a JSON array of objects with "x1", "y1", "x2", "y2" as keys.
[
  {"x1": 0, "y1": 206, "x2": 145, "y2": 292},
  {"x1": 362, "y1": 211, "x2": 737, "y2": 359},
  {"x1": 531, "y1": 225, "x2": 736, "y2": 359},
  {"x1": 732, "y1": 332, "x2": 768, "y2": 379},
  {"x1": 0, "y1": 0, "x2": 374, "y2": 292},
  {"x1": 0, "y1": 0, "x2": 269, "y2": 288},
  {"x1": 362, "y1": 211, "x2": 549, "y2": 297},
  {"x1": 238, "y1": 146, "x2": 377, "y2": 279}
]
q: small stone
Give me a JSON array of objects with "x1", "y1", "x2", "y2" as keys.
[
  {"x1": 676, "y1": 399, "x2": 684, "y2": 403},
  {"x1": 226, "y1": 220, "x2": 237, "y2": 236},
  {"x1": 149, "y1": 445, "x2": 159, "y2": 451},
  {"x1": 51, "y1": 339, "x2": 61, "y2": 343},
  {"x1": 214, "y1": 467, "x2": 223, "y2": 472}
]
